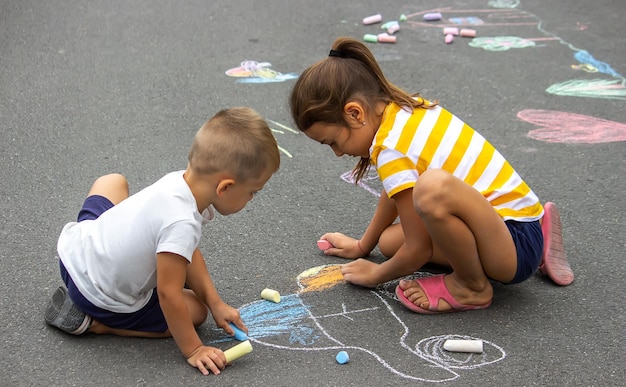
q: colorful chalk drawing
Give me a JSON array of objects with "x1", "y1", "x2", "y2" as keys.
[
  {"x1": 209, "y1": 265, "x2": 506, "y2": 382},
  {"x1": 225, "y1": 60, "x2": 298, "y2": 84},
  {"x1": 401, "y1": 0, "x2": 625, "y2": 144},
  {"x1": 518, "y1": 109, "x2": 626, "y2": 144}
]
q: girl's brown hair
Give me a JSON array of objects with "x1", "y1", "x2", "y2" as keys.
[{"x1": 289, "y1": 36, "x2": 436, "y2": 183}]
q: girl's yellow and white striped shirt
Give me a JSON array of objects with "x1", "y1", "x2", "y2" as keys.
[{"x1": 370, "y1": 101, "x2": 544, "y2": 221}]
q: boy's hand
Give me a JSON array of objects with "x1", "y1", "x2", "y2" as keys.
[
  {"x1": 186, "y1": 345, "x2": 227, "y2": 376},
  {"x1": 210, "y1": 301, "x2": 248, "y2": 337},
  {"x1": 319, "y1": 232, "x2": 363, "y2": 259}
]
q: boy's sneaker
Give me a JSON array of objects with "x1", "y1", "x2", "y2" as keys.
[{"x1": 44, "y1": 286, "x2": 92, "y2": 335}]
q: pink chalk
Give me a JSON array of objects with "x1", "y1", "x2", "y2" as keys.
[
  {"x1": 317, "y1": 240, "x2": 334, "y2": 250},
  {"x1": 445, "y1": 34, "x2": 454, "y2": 44},
  {"x1": 377, "y1": 33, "x2": 396, "y2": 43},
  {"x1": 443, "y1": 27, "x2": 459, "y2": 36},
  {"x1": 362, "y1": 14, "x2": 382, "y2": 25},
  {"x1": 387, "y1": 23, "x2": 400, "y2": 34},
  {"x1": 460, "y1": 29, "x2": 477, "y2": 37}
]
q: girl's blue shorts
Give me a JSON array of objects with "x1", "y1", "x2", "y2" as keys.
[
  {"x1": 59, "y1": 194, "x2": 168, "y2": 333},
  {"x1": 506, "y1": 220, "x2": 543, "y2": 284}
]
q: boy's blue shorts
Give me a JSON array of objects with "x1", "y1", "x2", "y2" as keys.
[
  {"x1": 60, "y1": 194, "x2": 168, "y2": 333},
  {"x1": 506, "y1": 220, "x2": 543, "y2": 284}
]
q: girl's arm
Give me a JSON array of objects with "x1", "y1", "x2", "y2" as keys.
[
  {"x1": 321, "y1": 189, "x2": 398, "y2": 258},
  {"x1": 359, "y1": 189, "x2": 399, "y2": 253},
  {"x1": 341, "y1": 189, "x2": 431, "y2": 287},
  {"x1": 375, "y1": 188, "x2": 432, "y2": 281}
]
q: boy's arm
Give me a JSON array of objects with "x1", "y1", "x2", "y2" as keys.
[
  {"x1": 185, "y1": 249, "x2": 246, "y2": 335},
  {"x1": 156, "y1": 252, "x2": 226, "y2": 375}
]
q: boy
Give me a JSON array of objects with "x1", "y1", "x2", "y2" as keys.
[{"x1": 44, "y1": 107, "x2": 280, "y2": 376}]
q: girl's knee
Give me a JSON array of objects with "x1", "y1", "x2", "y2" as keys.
[{"x1": 413, "y1": 169, "x2": 454, "y2": 218}]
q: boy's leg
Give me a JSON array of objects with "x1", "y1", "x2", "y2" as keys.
[
  {"x1": 398, "y1": 169, "x2": 517, "y2": 312},
  {"x1": 88, "y1": 289, "x2": 207, "y2": 337},
  {"x1": 86, "y1": 173, "x2": 129, "y2": 205}
]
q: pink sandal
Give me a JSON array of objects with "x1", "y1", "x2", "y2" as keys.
[
  {"x1": 539, "y1": 202, "x2": 574, "y2": 285},
  {"x1": 395, "y1": 275, "x2": 491, "y2": 314}
]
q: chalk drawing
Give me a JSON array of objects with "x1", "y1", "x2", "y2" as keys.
[
  {"x1": 399, "y1": 1, "x2": 625, "y2": 143},
  {"x1": 268, "y1": 119, "x2": 299, "y2": 158},
  {"x1": 519, "y1": 109, "x2": 626, "y2": 144},
  {"x1": 340, "y1": 168, "x2": 382, "y2": 197},
  {"x1": 225, "y1": 60, "x2": 298, "y2": 84},
  {"x1": 209, "y1": 265, "x2": 505, "y2": 382}
]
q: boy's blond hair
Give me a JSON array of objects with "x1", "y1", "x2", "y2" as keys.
[{"x1": 188, "y1": 107, "x2": 280, "y2": 180}]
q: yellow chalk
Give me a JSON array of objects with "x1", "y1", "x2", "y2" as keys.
[
  {"x1": 260, "y1": 288, "x2": 281, "y2": 303},
  {"x1": 224, "y1": 340, "x2": 253, "y2": 363}
]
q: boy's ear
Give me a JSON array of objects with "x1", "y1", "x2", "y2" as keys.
[
  {"x1": 216, "y1": 178, "x2": 236, "y2": 196},
  {"x1": 344, "y1": 101, "x2": 365, "y2": 124}
]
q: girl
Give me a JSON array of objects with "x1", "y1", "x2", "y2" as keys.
[{"x1": 289, "y1": 37, "x2": 573, "y2": 314}]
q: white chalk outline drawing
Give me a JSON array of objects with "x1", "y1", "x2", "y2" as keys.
[{"x1": 209, "y1": 265, "x2": 506, "y2": 383}]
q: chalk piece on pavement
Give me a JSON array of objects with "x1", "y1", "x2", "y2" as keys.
[
  {"x1": 460, "y1": 29, "x2": 477, "y2": 37},
  {"x1": 443, "y1": 27, "x2": 459, "y2": 36},
  {"x1": 224, "y1": 340, "x2": 253, "y2": 363},
  {"x1": 363, "y1": 34, "x2": 378, "y2": 43},
  {"x1": 443, "y1": 339, "x2": 483, "y2": 353},
  {"x1": 423, "y1": 12, "x2": 442, "y2": 21},
  {"x1": 228, "y1": 322, "x2": 248, "y2": 341},
  {"x1": 317, "y1": 239, "x2": 334, "y2": 250},
  {"x1": 260, "y1": 288, "x2": 281, "y2": 303},
  {"x1": 445, "y1": 34, "x2": 454, "y2": 44},
  {"x1": 362, "y1": 14, "x2": 382, "y2": 25},
  {"x1": 377, "y1": 33, "x2": 396, "y2": 43},
  {"x1": 336, "y1": 351, "x2": 350, "y2": 364}
]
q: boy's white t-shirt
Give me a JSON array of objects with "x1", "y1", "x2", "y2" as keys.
[{"x1": 57, "y1": 171, "x2": 214, "y2": 313}]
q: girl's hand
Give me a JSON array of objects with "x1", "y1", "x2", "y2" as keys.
[
  {"x1": 340, "y1": 259, "x2": 381, "y2": 288},
  {"x1": 319, "y1": 232, "x2": 365, "y2": 259},
  {"x1": 186, "y1": 345, "x2": 226, "y2": 375}
]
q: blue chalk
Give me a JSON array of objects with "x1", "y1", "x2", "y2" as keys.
[
  {"x1": 335, "y1": 350, "x2": 350, "y2": 364},
  {"x1": 229, "y1": 323, "x2": 249, "y2": 341}
]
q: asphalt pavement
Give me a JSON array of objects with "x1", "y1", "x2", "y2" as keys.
[{"x1": 1, "y1": 0, "x2": 624, "y2": 386}]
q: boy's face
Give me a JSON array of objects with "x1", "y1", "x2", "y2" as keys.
[{"x1": 213, "y1": 169, "x2": 273, "y2": 216}]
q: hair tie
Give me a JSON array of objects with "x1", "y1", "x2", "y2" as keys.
[{"x1": 328, "y1": 49, "x2": 345, "y2": 58}]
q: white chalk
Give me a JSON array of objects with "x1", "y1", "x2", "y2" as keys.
[
  {"x1": 443, "y1": 339, "x2": 483, "y2": 353},
  {"x1": 362, "y1": 14, "x2": 382, "y2": 25},
  {"x1": 224, "y1": 340, "x2": 253, "y2": 363},
  {"x1": 260, "y1": 288, "x2": 281, "y2": 303}
]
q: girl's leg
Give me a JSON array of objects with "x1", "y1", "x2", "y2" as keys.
[
  {"x1": 399, "y1": 169, "x2": 517, "y2": 311},
  {"x1": 378, "y1": 223, "x2": 403, "y2": 258},
  {"x1": 87, "y1": 173, "x2": 129, "y2": 205},
  {"x1": 89, "y1": 289, "x2": 208, "y2": 337}
]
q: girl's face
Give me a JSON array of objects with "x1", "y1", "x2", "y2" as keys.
[{"x1": 305, "y1": 121, "x2": 374, "y2": 158}]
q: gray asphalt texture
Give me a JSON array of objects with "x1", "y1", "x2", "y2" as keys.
[{"x1": 1, "y1": 0, "x2": 624, "y2": 386}]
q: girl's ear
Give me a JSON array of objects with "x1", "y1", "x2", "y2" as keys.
[{"x1": 344, "y1": 101, "x2": 365, "y2": 124}]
